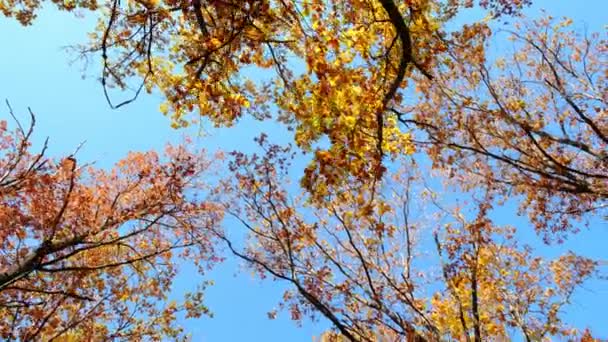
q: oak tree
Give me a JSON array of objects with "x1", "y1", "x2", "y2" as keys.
[
  {"x1": 222, "y1": 137, "x2": 599, "y2": 341},
  {"x1": 396, "y1": 16, "x2": 607, "y2": 239},
  {"x1": 0, "y1": 107, "x2": 223, "y2": 340},
  {"x1": 1, "y1": 0, "x2": 535, "y2": 193}
]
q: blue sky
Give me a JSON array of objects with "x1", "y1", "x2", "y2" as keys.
[{"x1": 0, "y1": 0, "x2": 606, "y2": 340}]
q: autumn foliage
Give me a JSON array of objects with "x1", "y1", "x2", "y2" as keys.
[
  {"x1": 0, "y1": 0, "x2": 546, "y2": 191},
  {"x1": 0, "y1": 0, "x2": 606, "y2": 340},
  {"x1": 401, "y1": 16, "x2": 607, "y2": 239},
  {"x1": 223, "y1": 137, "x2": 599, "y2": 341},
  {"x1": 0, "y1": 110, "x2": 222, "y2": 340}
]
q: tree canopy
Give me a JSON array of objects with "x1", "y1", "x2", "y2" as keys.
[
  {"x1": 0, "y1": 0, "x2": 606, "y2": 340},
  {"x1": 0, "y1": 109, "x2": 223, "y2": 340}
]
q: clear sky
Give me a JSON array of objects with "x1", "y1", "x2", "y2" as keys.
[{"x1": 0, "y1": 1, "x2": 605, "y2": 341}]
